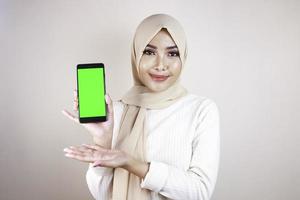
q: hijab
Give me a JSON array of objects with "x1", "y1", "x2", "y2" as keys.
[{"x1": 111, "y1": 13, "x2": 188, "y2": 200}]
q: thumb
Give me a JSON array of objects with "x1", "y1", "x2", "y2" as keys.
[
  {"x1": 105, "y1": 94, "x2": 114, "y2": 122},
  {"x1": 93, "y1": 160, "x2": 103, "y2": 167}
]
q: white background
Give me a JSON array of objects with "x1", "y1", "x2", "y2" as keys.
[{"x1": 1, "y1": 0, "x2": 299, "y2": 199}]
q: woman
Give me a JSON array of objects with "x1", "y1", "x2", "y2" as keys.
[{"x1": 62, "y1": 14, "x2": 220, "y2": 200}]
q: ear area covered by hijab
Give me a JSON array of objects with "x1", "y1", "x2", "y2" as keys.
[{"x1": 111, "y1": 14, "x2": 188, "y2": 200}]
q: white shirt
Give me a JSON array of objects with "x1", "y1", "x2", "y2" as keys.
[{"x1": 86, "y1": 94, "x2": 220, "y2": 200}]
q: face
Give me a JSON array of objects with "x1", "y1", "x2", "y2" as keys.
[{"x1": 138, "y1": 29, "x2": 182, "y2": 92}]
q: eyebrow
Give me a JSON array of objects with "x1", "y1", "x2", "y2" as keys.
[{"x1": 146, "y1": 44, "x2": 178, "y2": 50}]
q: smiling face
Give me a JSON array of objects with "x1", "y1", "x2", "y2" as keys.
[{"x1": 138, "y1": 28, "x2": 182, "y2": 92}]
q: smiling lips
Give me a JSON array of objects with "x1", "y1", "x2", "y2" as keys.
[{"x1": 149, "y1": 73, "x2": 170, "y2": 81}]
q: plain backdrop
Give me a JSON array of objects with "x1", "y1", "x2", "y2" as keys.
[{"x1": 1, "y1": 0, "x2": 299, "y2": 199}]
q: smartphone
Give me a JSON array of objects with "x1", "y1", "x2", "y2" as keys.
[{"x1": 77, "y1": 63, "x2": 107, "y2": 123}]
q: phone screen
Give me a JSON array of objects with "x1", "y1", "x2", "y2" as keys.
[{"x1": 77, "y1": 63, "x2": 107, "y2": 123}]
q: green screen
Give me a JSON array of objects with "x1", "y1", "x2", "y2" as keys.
[{"x1": 78, "y1": 68, "x2": 106, "y2": 118}]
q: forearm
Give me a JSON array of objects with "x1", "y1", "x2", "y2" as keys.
[
  {"x1": 123, "y1": 157, "x2": 150, "y2": 179},
  {"x1": 138, "y1": 161, "x2": 217, "y2": 200}
]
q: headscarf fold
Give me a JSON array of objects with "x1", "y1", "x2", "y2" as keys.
[{"x1": 111, "y1": 13, "x2": 188, "y2": 200}]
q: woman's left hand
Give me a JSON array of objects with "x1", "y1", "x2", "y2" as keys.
[
  {"x1": 64, "y1": 144, "x2": 150, "y2": 178},
  {"x1": 63, "y1": 144, "x2": 130, "y2": 168}
]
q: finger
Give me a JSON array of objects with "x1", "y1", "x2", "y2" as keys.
[
  {"x1": 64, "y1": 146, "x2": 94, "y2": 157},
  {"x1": 63, "y1": 147, "x2": 74, "y2": 154},
  {"x1": 73, "y1": 101, "x2": 78, "y2": 112},
  {"x1": 93, "y1": 160, "x2": 101, "y2": 167},
  {"x1": 73, "y1": 89, "x2": 78, "y2": 101},
  {"x1": 73, "y1": 90, "x2": 79, "y2": 111},
  {"x1": 61, "y1": 109, "x2": 79, "y2": 123},
  {"x1": 93, "y1": 158, "x2": 115, "y2": 168},
  {"x1": 105, "y1": 94, "x2": 114, "y2": 122},
  {"x1": 82, "y1": 144, "x2": 104, "y2": 151},
  {"x1": 64, "y1": 147, "x2": 84, "y2": 155},
  {"x1": 65, "y1": 153, "x2": 93, "y2": 162},
  {"x1": 73, "y1": 100, "x2": 78, "y2": 112},
  {"x1": 64, "y1": 148, "x2": 86, "y2": 158},
  {"x1": 93, "y1": 160, "x2": 104, "y2": 167},
  {"x1": 69, "y1": 145, "x2": 94, "y2": 154}
]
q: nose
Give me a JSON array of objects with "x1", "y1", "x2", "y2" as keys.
[{"x1": 155, "y1": 55, "x2": 167, "y2": 71}]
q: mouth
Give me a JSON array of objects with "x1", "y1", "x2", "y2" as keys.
[{"x1": 149, "y1": 73, "x2": 170, "y2": 82}]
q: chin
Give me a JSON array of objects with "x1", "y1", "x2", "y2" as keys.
[
  {"x1": 147, "y1": 85, "x2": 169, "y2": 93},
  {"x1": 142, "y1": 77, "x2": 173, "y2": 92}
]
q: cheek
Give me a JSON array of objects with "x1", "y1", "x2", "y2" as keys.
[
  {"x1": 168, "y1": 59, "x2": 182, "y2": 76},
  {"x1": 139, "y1": 56, "x2": 156, "y2": 71},
  {"x1": 138, "y1": 57, "x2": 153, "y2": 81}
]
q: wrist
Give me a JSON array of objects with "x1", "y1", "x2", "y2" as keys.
[
  {"x1": 123, "y1": 155, "x2": 135, "y2": 170},
  {"x1": 93, "y1": 136, "x2": 111, "y2": 149},
  {"x1": 123, "y1": 156, "x2": 150, "y2": 179}
]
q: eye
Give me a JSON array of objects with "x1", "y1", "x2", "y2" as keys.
[
  {"x1": 168, "y1": 51, "x2": 180, "y2": 57},
  {"x1": 143, "y1": 49, "x2": 156, "y2": 56}
]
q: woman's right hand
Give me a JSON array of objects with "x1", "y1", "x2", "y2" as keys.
[{"x1": 62, "y1": 89, "x2": 114, "y2": 149}]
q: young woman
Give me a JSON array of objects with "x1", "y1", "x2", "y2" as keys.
[{"x1": 62, "y1": 14, "x2": 220, "y2": 200}]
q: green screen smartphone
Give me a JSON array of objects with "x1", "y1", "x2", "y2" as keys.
[{"x1": 77, "y1": 63, "x2": 107, "y2": 123}]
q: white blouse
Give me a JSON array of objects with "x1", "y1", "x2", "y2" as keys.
[{"x1": 86, "y1": 94, "x2": 220, "y2": 200}]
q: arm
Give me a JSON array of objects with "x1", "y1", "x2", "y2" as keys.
[
  {"x1": 123, "y1": 159, "x2": 150, "y2": 179},
  {"x1": 65, "y1": 144, "x2": 149, "y2": 199},
  {"x1": 139, "y1": 102, "x2": 220, "y2": 200},
  {"x1": 65, "y1": 102, "x2": 219, "y2": 199},
  {"x1": 85, "y1": 148, "x2": 150, "y2": 200}
]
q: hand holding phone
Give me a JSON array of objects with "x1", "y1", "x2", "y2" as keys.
[
  {"x1": 61, "y1": 63, "x2": 114, "y2": 149},
  {"x1": 62, "y1": 91, "x2": 114, "y2": 149}
]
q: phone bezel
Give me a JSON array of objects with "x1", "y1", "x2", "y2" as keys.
[{"x1": 76, "y1": 63, "x2": 107, "y2": 123}]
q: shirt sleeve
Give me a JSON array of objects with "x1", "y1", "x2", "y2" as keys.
[
  {"x1": 140, "y1": 101, "x2": 220, "y2": 200},
  {"x1": 86, "y1": 163, "x2": 114, "y2": 200}
]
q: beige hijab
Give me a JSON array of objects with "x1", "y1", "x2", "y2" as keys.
[{"x1": 111, "y1": 14, "x2": 188, "y2": 200}]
